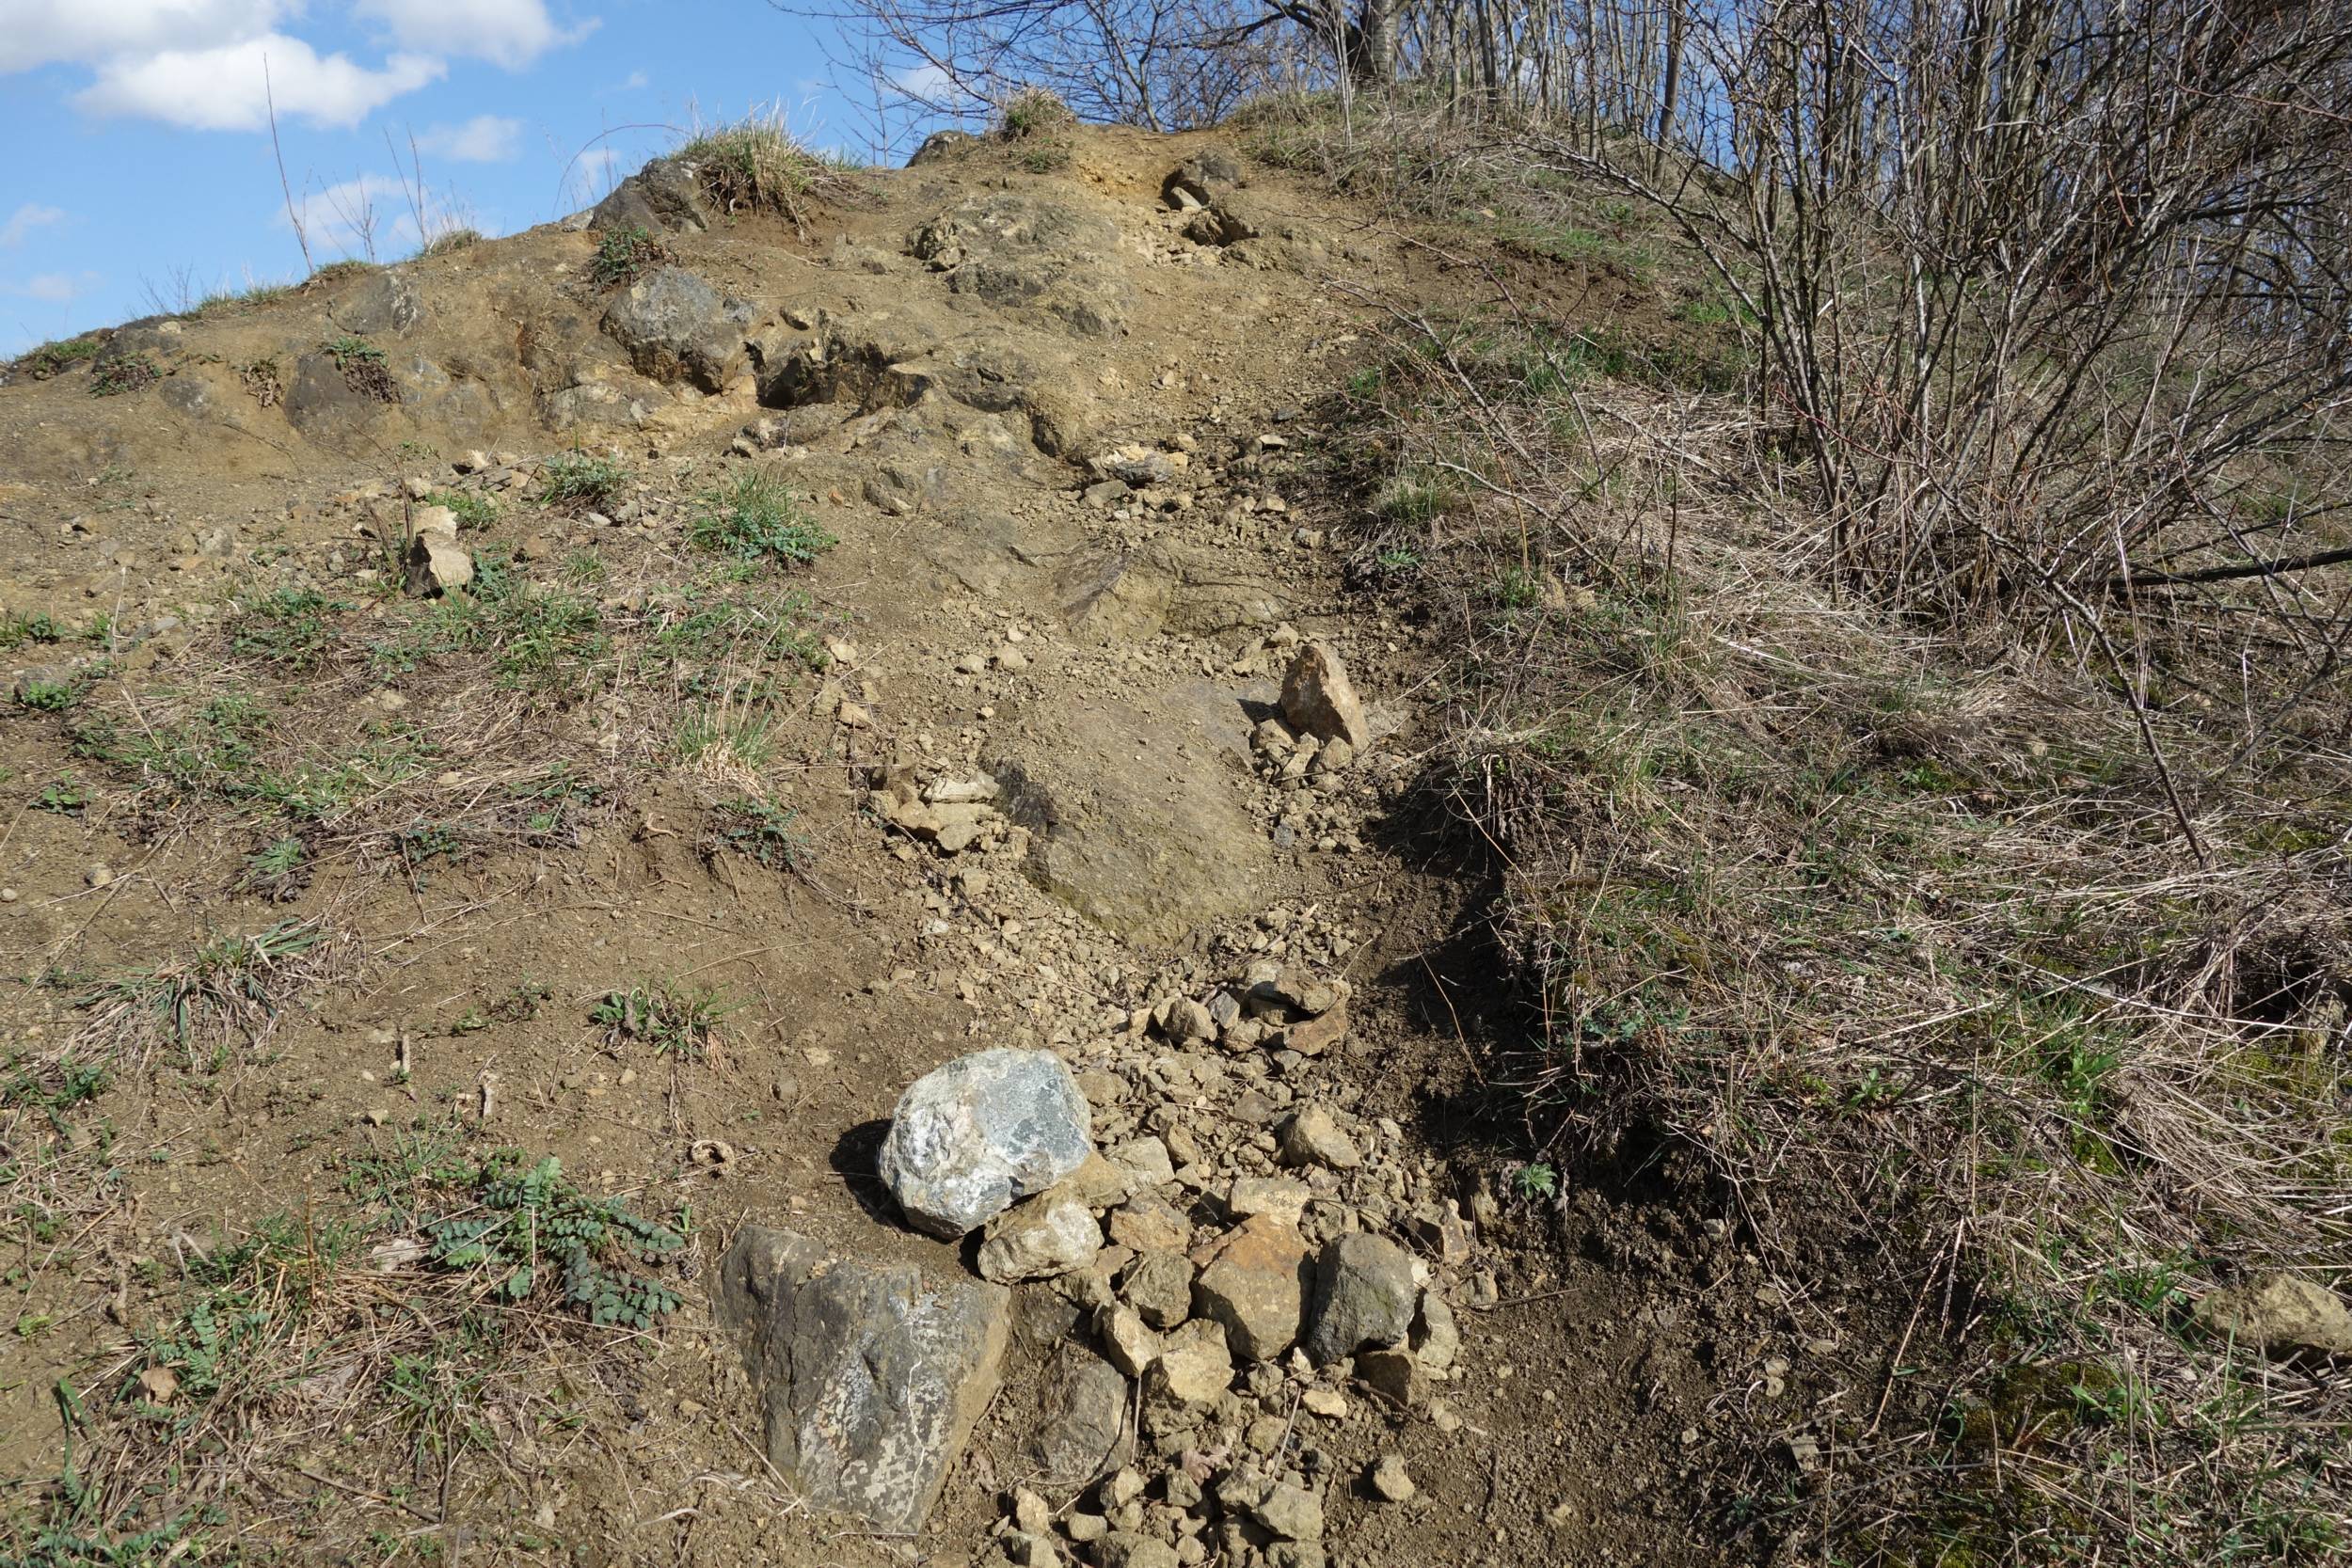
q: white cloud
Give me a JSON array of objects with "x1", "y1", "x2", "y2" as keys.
[
  {"x1": 892, "y1": 63, "x2": 954, "y2": 100},
  {"x1": 0, "y1": 204, "x2": 68, "y2": 248},
  {"x1": 5, "y1": 270, "x2": 103, "y2": 303},
  {"x1": 352, "y1": 0, "x2": 588, "y2": 70},
  {"x1": 0, "y1": 0, "x2": 290, "y2": 73},
  {"x1": 417, "y1": 113, "x2": 522, "y2": 162},
  {"x1": 620, "y1": 69, "x2": 646, "y2": 89},
  {"x1": 74, "y1": 33, "x2": 445, "y2": 131}
]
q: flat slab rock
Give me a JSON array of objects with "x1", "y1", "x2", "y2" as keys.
[
  {"x1": 716, "y1": 1227, "x2": 1009, "y2": 1532},
  {"x1": 991, "y1": 692, "x2": 1274, "y2": 944}
]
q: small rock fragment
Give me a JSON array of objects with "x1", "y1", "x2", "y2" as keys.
[
  {"x1": 1368, "y1": 1453, "x2": 1415, "y2": 1503},
  {"x1": 1279, "y1": 1105, "x2": 1360, "y2": 1170},
  {"x1": 2196, "y1": 1273, "x2": 2352, "y2": 1356},
  {"x1": 1121, "y1": 1249, "x2": 1197, "y2": 1329},
  {"x1": 1305, "y1": 1232, "x2": 1416, "y2": 1365},
  {"x1": 977, "y1": 1188, "x2": 1103, "y2": 1282}
]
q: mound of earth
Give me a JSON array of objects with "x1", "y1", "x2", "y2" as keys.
[{"x1": 0, "y1": 125, "x2": 1861, "y2": 1568}]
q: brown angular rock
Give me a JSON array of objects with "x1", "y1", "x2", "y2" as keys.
[
  {"x1": 1190, "y1": 1214, "x2": 1311, "y2": 1361},
  {"x1": 1279, "y1": 641, "x2": 1371, "y2": 750}
]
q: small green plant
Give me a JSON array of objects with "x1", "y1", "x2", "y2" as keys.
[
  {"x1": 537, "y1": 451, "x2": 630, "y2": 507},
  {"x1": 14, "y1": 677, "x2": 76, "y2": 711},
  {"x1": 1020, "y1": 143, "x2": 1073, "y2": 174},
  {"x1": 425, "y1": 1151, "x2": 686, "y2": 1325},
  {"x1": 590, "y1": 979, "x2": 735, "y2": 1058},
  {"x1": 323, "y1": 335, "x2": 395, "y2": 401},
  {"x1": 421, "y1": 489, "x2": 497, "y2": 529},
  {"x1": 704, "y1": 796, "x2": 812, "y2": 871},
  {"x1": 1514, "y1": 1162, "x2": 1559, "y2": 1200},
  {"x1": 591, "y1": 224, "x2": 665, "y2": 287},
  {"x1": 33, "y1": 775, "x2": 90, "y2": 814},
  {"x1": 240, "y1": 836, "x2": 309, "y2": 900},
  {"x1": 88, "y1": 354, "x2": 159, "y2": 398},
  {"x1": 324, "y1": 336, "x2": 384, "y2": 367},
  {"x1": 686, "y1": 469, "x2": 834, "y2": 570},
  {"x1": 0, "y1": 610, "x2": 66, "y2": 651},
  {"x1": 1493, "y1": 564, "x2": 1543, "y2": 610},
  {"x1": 1, "y1": 1053, "x2": 109, "y2": 1117}
]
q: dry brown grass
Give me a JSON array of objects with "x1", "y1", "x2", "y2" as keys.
[{"x1": 1334, "y1": 270, "x2": 2352, "y2": 1560}]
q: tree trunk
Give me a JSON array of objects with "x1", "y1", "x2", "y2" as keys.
[{"x1": 1350, "y1": 0, "x2": 1399, "y2": 84}]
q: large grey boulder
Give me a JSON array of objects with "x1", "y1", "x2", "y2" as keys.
[
  {"x1": 879, "y1": 1048, "x2": 1094, "y2": 1237},
  {"x1": 1303, "y1": 1232, "x2": 1417, "y2": 1366},
  {"x1": 599, "y1": 265, "x2": 753, "y2": 391},
  {"x1": 716, "y1": 1227, "x2": 1009, "y2": 1532}
]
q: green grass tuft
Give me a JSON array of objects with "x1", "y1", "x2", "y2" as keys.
[
  {"x1": 537, "y1": 451, "x2": 630, "y2": 507},
  {"x1": 686, "y1": 469, "x2": 834, "y2": 571}
]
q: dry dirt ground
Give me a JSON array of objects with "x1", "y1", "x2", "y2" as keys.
[{"x1": 0, "y1": 127, "x2": 1876, "y2": 1566}]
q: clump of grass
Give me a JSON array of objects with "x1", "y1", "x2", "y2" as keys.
[
  {"x1": 71, "y1": 921, "x2": 350, "y2": 1073},
  {"x1": 679, "y1": 109, "x2": 835, "y2": 224},
  {"x1": 686, "y1": 468, "x2": 834, "y2": 571},
  {"x1": 228, "y1": 587, "x2": 344, "y2": 671},
  {"x1": 371, "y1": 555, "x2": 608, "y2": 695},
  {"x1": 195, "y1": 280, "x2": 295, "y2": 317},
  {"x1": 673, "y1": 697, "x2": 786, "y2": 775},
  {"x1": 307, "y1": 259, "x2": 378, "y2": 284},
  {"x1": 88, "y1": 354, "x2": 159, "y2": 398},
  {"x1": 537, "y1": 450, "x2": 630, "y2": 507},
  {"x1": 590, "y1": 979, "x2": 735, "y2": 1058},
  {"x1": 590, "y1": 223, "x2": 666, "y2": 287},
  {"x1": 419, "y1": 227, "x2": 483, "y2": 257},
  {"x1": 996, "y1": 87, "x2": 1077, "y2": 139},
  {"x1": 421, "y1": 488, "x2": 497, "y2": 528},
  {"x1": 12, "y1": 335, "x2": 103, "y2": 379}
]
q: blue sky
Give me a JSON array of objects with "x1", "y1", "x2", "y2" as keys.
[{"x1": 0, "y1": 1, "x2": 952, "y2": 356}]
